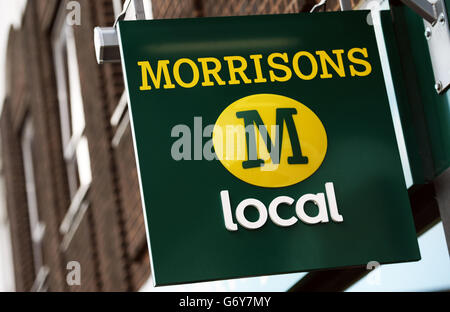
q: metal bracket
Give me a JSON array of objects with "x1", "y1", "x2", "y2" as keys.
[
  {"x1": 423, "y1": 0, "x2": 450, "y2": 94},
  {"x1": 94, "y1": 0, "x2": 147, "y2": 64},
  {"x1": 94, "y1": 27, "x2": 120, "y2": 64},
  {"x1": 400, "y1": 0, "x2": 438, "y2": 24}
]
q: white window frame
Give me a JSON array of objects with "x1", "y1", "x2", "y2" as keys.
[
  {"x1": 52, "y1": 2, "x2": 92, "y2": 250},
  {"x1": 111, "y1": 92, "x2": 130, "y2": 147},
  {"x1": 31, "y1": 266, "x2": 50, "y2": 292},
  {"x1": 21, "y1": 117, "x2": 49, "y2": 292},
  {"x1": 110, "y1": 0, "x2": 153, "y2": 147}
]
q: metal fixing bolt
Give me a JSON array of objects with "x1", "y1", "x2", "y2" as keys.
[
  {"x1": 425, "y1": 27, "x2": 432, "y2": 40},
  {"x1": 435, "y1": 81, "x2": 443, "y2": 93},
  {"x1": 438, "y1": 13, "x2": 445, "y2": 25}
]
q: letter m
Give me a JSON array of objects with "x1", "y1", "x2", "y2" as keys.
[
  {"x1": 138, "y1": 60, "x2": 175, "y2": 90},
  {"x1": 236, "y1": 108, "x2": 308, "y2": 169}
]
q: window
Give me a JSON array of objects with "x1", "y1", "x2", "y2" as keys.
[
  {"x1": 21, "y1": 117, "x2": 49, "y2": 292},
  {"x1": 0, "y1": 143, "x2": 15, "y2": 291},
  {"x1": 53, "y1": 3, "x2": 92, "y2": 250}
]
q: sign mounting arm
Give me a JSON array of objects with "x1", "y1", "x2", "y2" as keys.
[
  {"x1": 94, "y1": 0, "x2": 147, "y2": 64},
  {"x1": 400, "y1": 0, "x2": 438, "y2": 24}
]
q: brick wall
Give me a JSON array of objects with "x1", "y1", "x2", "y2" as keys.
[
  {"x1": 0, "y1": 101, "x2": 35, "y2": 292},
  {"x1": 2, "y1": 0, "x2": 359, "y2": 292},
  {"x1": 1, "y1": 0, "x2": 130, "y2": 291},
  {"x1": 1, "y1": 1, "x2": 69, "y2": 291}
]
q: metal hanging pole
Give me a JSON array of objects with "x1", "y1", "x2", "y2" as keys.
[
  {"x1": 339, "y1": 0, "x2": 352, "y2": 11},
  {"x1": 133, "y1": 0, "x2": 147, "y2": 20}
]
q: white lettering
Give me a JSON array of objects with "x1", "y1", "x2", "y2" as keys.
[{"x1": 220, "y1": 182, "x2": 343, "y2": 231}]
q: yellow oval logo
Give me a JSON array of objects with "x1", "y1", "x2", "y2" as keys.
[{"x1": 213, "y1": 94, "x2": 327, "y2": 188}]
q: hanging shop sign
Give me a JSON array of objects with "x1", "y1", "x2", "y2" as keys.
[{"x1": 118, "y1": 11, "x2": 420, "y2": 286}]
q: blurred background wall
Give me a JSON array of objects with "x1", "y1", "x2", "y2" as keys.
[{"x1": 0, "y1": 0, "x2": 28, "y2": 292}]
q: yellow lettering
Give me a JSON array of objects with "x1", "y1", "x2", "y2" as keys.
[
  {"x1": 138, "y1": 60, "x2": 175, "y2": 90},
  {"x1": 198, "y1": 57, "x2": 226, "y2": 87},
  {"x1": 137, "y1": 49, "x2": 368, "y2": 91},
  {"x1": 173, "y1": 58, "x2": 200, "y2": 88},
  {"x1": 249, "y1": 54, "x2": 267, "y2": 83},
  {"x1": 316, "y1": 50, "x2": 346, "y2": 79},
  {"x1": 268, "y1": 53, "x2": 292, "y2": 82},
  {"x1": 348, "y1": 48, "x2": 372, "y2": 77},
  {"x1": 292, "y1": 51, "x2": 318, "y2": 80},
  {"x1": 224, "y1": 56, "x2": 252, "y2": 85}
]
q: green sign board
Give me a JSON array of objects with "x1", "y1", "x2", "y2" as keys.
[{"x1": 118, "y1": 11, "x2": 420, "y2": 286}]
